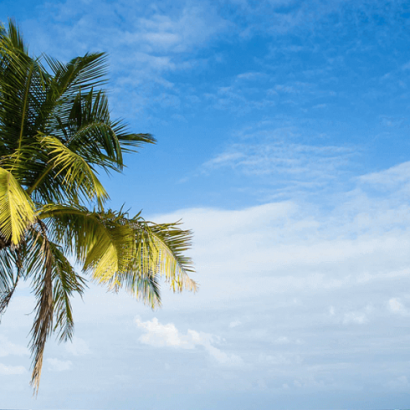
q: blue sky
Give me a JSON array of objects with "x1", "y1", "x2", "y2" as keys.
[{"x1": 2, "y1": 0, "x2": 410, "y2": 409}]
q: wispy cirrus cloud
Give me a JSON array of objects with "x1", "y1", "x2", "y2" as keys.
[
  {"x1": 204, "y1": 140, "x2": 351, "y2": 177},
  {"x1": 30, "y1": 0, "x2": 227, "y2": 72},
  {"x1": 16, "y1": 0, "x2": 228, "y2": 121},
  {"x1": 203, "y1": 134, "x2": 355, "y2": 193}
]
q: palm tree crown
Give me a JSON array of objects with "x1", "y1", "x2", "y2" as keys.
[{"x1": 0, "y1": 20, "x2": 196, "y2": 393}]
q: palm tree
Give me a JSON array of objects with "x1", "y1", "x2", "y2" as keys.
[{"x1": 0, "y1": 20, "x2": 196, "y2": 393}]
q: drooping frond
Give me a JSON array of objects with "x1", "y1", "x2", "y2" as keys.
[
  {"x1": 0, "y1": 247, "x2": 21, "y2": 317},
  {"x1": 27, "y1": 224, "x2": 54, "y2": 394},
  {"x1": 0, "y1": 167, "x2": 35, "y2": 245},
  {"x1": 84, "y1": 211, "x2": 196, "y2": 297},
  {"x1": 49, "y1": 242, "x2": 86, "y2": 343},
  {"x1": 17, "y1": 222, "x2": 84, "y2": 393},
  {"x1": 123, "y1": 269, "x2": 162, "y2": 309},
  {"x1": 39, "y1": 205, "x2": 196, "y2": 304},
  {"x1": 38, "y1": 204, "x2": 131, "y2": 271},
  {"x1": 129, "y1": 215, "x2": 196, "y2": 293}
]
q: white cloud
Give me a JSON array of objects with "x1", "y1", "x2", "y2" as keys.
[
  {"x1": 261, "y1": 353, "x2": 302, "y2": 366},
  {"x1": 47, "y1": 358, "x2": 73, "y2": 372},
  {"x1": 387, "y1": 375, "x2": 410, "y2": 390},
  {"x1": 388, "y1": 298, "x2": 409, "y2": 316},
  {"x1": 359, "y1": 161, "x2": 410, "y2": 187},
  {"x1": 229, "y1": 320, "x2": 242, "y2": 328},
  {"x1": 0, "y1": 336, "x2": 29, "y2": 358},
  {"x1": 342, "y1": 311, "x2": 368, "y2": 325},
  {"x1": 0, "y1": 363, "x2": 26, "y2": 375},
  {"x1": 135, "y1": 6, "x2": 227, "y2": 54},
  {"x1": 135, "y1": 317, "x2": 242, "y2": 366},
  {"x1": 65, "y1": 337, "x2": 91, "y2": 356},
  {"x1": 274, "y1": 336, "x2": 290, "y2": 344},
  {"x1": 154, "y1": 201, "x2": 410, "y2": 299},
  {"x1": 136, "y1": 317, "x2": 195, "y2": 349},
  {"x1": 204, "y1": 344, "x2": 242, "y2": 366}
]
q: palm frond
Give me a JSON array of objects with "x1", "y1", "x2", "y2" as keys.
[
  {"x1": 38, "y1": 135, "x2": 108, "y2": 205},
  {"x1": 39, "y1": 205, "x2": 196, "y2": 297},
  {"x1": 88, "y1": 211, "x2": 196, "y2": 296},
  {"x1": 18, "y1": 222, "x2": 84, "y2": 392},
  {"x1": 0, "y1": 247, "x2": 21, "y2": 317},
  {"x1": 27, "y1": 223, "x2": 54, "y2": 394},
  {"x1": 53, "y1": 90, "x2": 155, "y2": 172},
  {"x1": 124, "y1": 270, "x2": 162, "y2": 309},
  {"x1": 38, "y1": 205, "x2": 134, "y2": 291},
  {"x1": 130, "y1": 216, "x2": 197, "y2": 293},
  {"x1": 45, "y1": 52, "x2": 107, "y2": 98},
  {"x1": 0, "y1": 167, "x2": 35, "y2": 245},
  {"x1": 5, "y1": 19, "x2": 26, "y2": 52},
  {"x1": 49, "y1": 242, "x2": 86, "y2": 343},
  {"x1": 0, "y1": 31, "x2": 47, "y2": 160}
]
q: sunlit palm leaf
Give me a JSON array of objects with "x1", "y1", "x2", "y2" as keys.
[
  {"x1": 0, "y1": 167, "x2": 35, "y2": 245},
  {"x1": 95, "y1": 213, "x2": 197, "y2": 295},
  {"x1": 131, "y1": 216, "x2": 196, "y2": 292}
]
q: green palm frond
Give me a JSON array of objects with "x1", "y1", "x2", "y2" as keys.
[
  {"x1": 56, "y1": 89, "x2": 155, "y2": 171},
  {"x1": 0, "y1": 43, "x2": 47, "y2": 160},
  {"x1": 27, "y1": 224, "x2": 54, "y2": 394},
  {"x1": 0, "y1": 167, "x2": 35, "y2": 245},
  {"x1": 125, "y1": 270, "x2": 162, "y2": 309},
  {"x1": 25, "y1": 222, "x2": 84, "y2": 393},
  {"x1": 1, "y1": 19, "x2": 26, "y2": 52},
  {"x1": 0, "y1": 247, "x2": 21, "y2": 316},
  {"x1": 50, "y1": 242, "x2": 86, "y2": 343},
  {"x1": 45, "y1": 52, "x2": 108, "y2": 97},
  {"x1": 38, "y1": 134, "x2": 108, "y2": 205},
  {"x1": 40, "y1": 205, "x2": 196, "y2": 294}
]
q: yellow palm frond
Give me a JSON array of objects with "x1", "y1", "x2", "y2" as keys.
[
  {"x1": 134, "y1": 220, "x2": 197, "y2": 293},
  {"x1": 0, "y1": 167, "x2": 35, "y2": 245}
]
